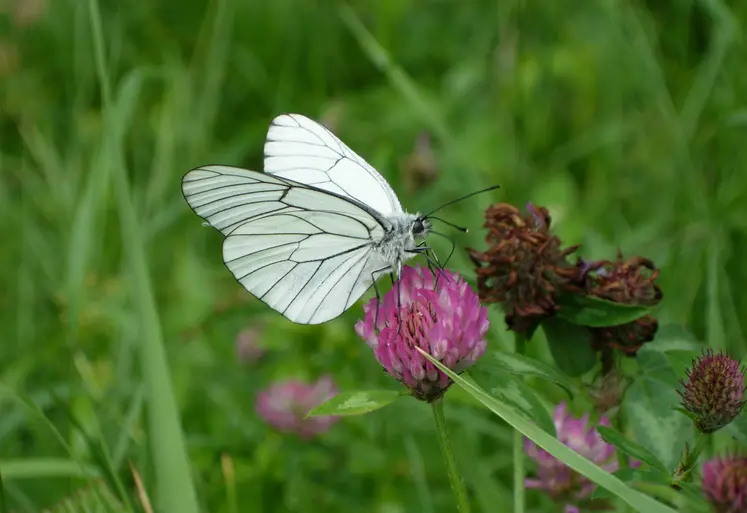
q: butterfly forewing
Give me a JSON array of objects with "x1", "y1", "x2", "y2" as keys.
[
  {"x1": 181, "y1": 166, "x2": 299, "y2": 236},
  {"x1": 264, "y1": 114, "x2": 403, "y2": 216},
  {"x1": 182, "y1": 164, "x2": 394, "y2": 324}
]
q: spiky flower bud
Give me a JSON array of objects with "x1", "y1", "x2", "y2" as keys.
[
  {"x1": 678, "y1": 349, "x2": 745, "y2": 433},
  {"x1": 356, "y1": 265, "x2": 488, "y2": 402},
  {"x1": 582, "y1": 254, "x2": 662, "y2": 355},
  {"x1": 468, "y1": 203, "x2": 581, "y2": 335},
  {"x1": 702, "y1": 453, "x2": 747, "y2": 512}
]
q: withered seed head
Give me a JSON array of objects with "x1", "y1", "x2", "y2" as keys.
[
  {"x1": 468, "y1": 202, "x2": 582, "y2": 335},
  {"x1": 582, "y1": 252, "x2": 662, "y2": 355}
]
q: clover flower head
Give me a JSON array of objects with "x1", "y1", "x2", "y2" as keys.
[
  {"x1": 255, "y1": 375, "x2": 339, "y2": 439},
  {"x1": 525, "y1": 402, "x2": 634, "y2": 511},
  {"x1": 355, "y1": 265, "x2": 488, "y2": 402},
  {"x1": 679, "y1": 349, "x2": 745, "y2": 433}
]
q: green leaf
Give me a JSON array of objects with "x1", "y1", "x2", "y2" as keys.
[
  {"x1": 307, "y1": 390, "x2": 401, "y2": 417},
  {"x1": 86, "y1": 3, "x2": 200, "y2": 510},
  {"x1": 593, "y1": 469, "x2": 711, "y2": 511},
  {"x1": 416, "y1": 348, "x2": 677, "y2": 513},
  {"x1": 597, "y1": 426, "x2": 669, "y2": 472},
  {"x1": 556, "y1": 292, "x2": 651, "y2": 327},
  {"x1": 0, "y1": 459, "x2": 101, "y2": 479},
  {"x1": 676, "y1": 481, "x2": 712, "y2": 507},
  {"x1": 542, "y1": 317, "x2": 597, "y2": 377},
  {"x1": 592, "y1": 468, "x2": 671, "y2": 499},
  {"x1": 723, "y1": 413, "x2": 747, "y2": 444},
  {"x1": 663, "y1": 350, "x2": 702, "y2": 377},
  {"x1": 0, "y1": 471, "x2": 5, "y2": 513},
  {"x1": 470, "y1": 370, "x2": 556, "y2": 437},
  {"x1": 623, "y1": 351, "x2": 692, "y2": 470},
  {"x1": 647, "y1": 324, "x2": 702, "y2": 352},
  {"x1": 478, "y1": 350, "x2": 576, "y2": 399}
]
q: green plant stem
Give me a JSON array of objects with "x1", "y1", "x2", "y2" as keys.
[
  {"x1": 687, "y1": 430, "x2": 709, "y2": 464},
  {"x1": 513, "y1": 332, "x2": 526, "y2": 513},
  {"x1": 432, "y1": 398, "x2": 471, "y2": 513},
  {"x1": 673, "y1": 430, "x2": 709, "y2": 487},
  {"x1": 513, "y1": 428, "x2": 525, "y2": 513}
]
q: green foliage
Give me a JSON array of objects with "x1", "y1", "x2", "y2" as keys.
[
  {"x1": 477, "y1": 349, "x2": 577, "y2": 399},
  {"x1": 542, "y1": 317, "x2": 598, "y2": 377},
  {"x1": 1, "y1": 0, "x2": 746, "y2": 511},
  {"x1": 556, "y1": 293, "x2": 652, "y2": 328},
  {"x1": 309, "y1": 390, "x2": 403, "y2": 417},
  {"x1": 624, "y1": 348, "x2": 694, "y2": 471},
  {"x1": 422, "y1": 350, "x2": 677, "y2": 513},
  {"x1": 597, "y1": 425, "x2": 669, "y2": 473}
]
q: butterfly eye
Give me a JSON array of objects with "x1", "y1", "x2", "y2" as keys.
[{"x1": 412, "y1": 219, "x2": 426, "y2": 235}]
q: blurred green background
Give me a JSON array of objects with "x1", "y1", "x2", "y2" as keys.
[{"x1": 1, "y1": 0, "x2": 746, "y2": 511}]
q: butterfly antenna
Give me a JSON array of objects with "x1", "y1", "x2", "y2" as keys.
[
  {"x1": 422, "y1": 184, "x2": 501, "y2": 218},
  {"x1": 427, "y1": 215, "x2": 468, "y2": 233}
]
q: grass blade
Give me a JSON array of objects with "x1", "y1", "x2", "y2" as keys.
[{"x1": 86, "y1": 0, "x2": 200, "y2": 511}]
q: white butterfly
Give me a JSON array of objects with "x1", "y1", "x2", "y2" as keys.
[{"x1": 181, "y1": 113, "x2": 433, "y2": 325}]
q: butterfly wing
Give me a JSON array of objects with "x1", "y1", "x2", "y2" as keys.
[
  {"x1": 182, "y1": 165, "x2": 392, "y2": 324},
  {"x1": 264, "y1": 113, "x2": 404, "y2": 216}
]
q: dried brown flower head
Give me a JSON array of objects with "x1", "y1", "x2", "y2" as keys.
[
  {"x1": 582, "y1": 253, "x2": 662, "y2": 355},
  {"x1": 468, "y1": 203, "x2": 582, "y2": 335}
]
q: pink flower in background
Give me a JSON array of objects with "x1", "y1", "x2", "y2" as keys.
[
  {"x1": 525, "y1": 402, "x2": 631, "y2": 511},
  {"x1": 702, "y1": 453, "x2": 747, "y2": 513},
  {"x1": 255, "y1": 375, "x2": 339, "y2": 439},
  {"x1": 355, "y1": 265, "x2": 488, "y2": 402},
  {"x1": 235, "y1": 326, "x2": 264, "y2": 365}
]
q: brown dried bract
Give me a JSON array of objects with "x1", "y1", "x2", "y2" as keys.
[
  {"x1": 583, "y1": 252, "x2": 663, "y2": 355},
  {"x1": 468, "y1": 203, "x2": 582, "y2": 334}
]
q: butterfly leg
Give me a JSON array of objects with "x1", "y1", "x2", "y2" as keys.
[
  {"x1": 370, "y1": 266, "x2": 392, "y2": 329},
  {"x1": 396, "y1": 260, "x2": 404, "y2": 335},
  {"x1": 424, "y1": 251, "x2": 439, "y2": 287},
  {"x1": 372, "y1": 274, "x2": 382, "y2": 328},
  {"x1": 420, "y1": 248, "x2": 449, "y2": 289}
]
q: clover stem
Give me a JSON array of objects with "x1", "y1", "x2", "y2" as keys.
[
  {"x1": 513, "y1": 331, "x2": 527, "y2": 513},
  {"x1": 432, "y1": 397, "x2": 471, "y2": 513}
]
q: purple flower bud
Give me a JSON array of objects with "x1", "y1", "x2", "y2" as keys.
[
  {"x1": 678, "y1": 349, "x2": 746, "y2": 433},
  {"x1": 355, "y1": 265, "x2": 489, "y2": 402},
  {"x1": 702, "y1": 453, "x2": 747, "y2": 513},
  {"x1": 255, "y1": 375, "x2": 339, "y2": 439},
  {"x1": 524, "y1": 402, "x2": 634, "y2": 510}
]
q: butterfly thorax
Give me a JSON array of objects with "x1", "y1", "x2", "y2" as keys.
[{"x1": 373, "y1": 212, "x2": 430, "y2": 272}]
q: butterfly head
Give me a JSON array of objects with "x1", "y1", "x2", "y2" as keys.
[{"x1": 412, "y1": 215, "x2": 431, "y2": 239}]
